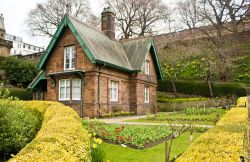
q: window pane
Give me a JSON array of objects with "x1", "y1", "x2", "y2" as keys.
[
  {"x1": 60, "y1": 87, "x2": 65, "y2": 99},
  {"x1": 72, "y1": 79, "x2": 81, "y2": 100},
  {"x1": 66, "y1": 87, "x2": 70, "y2": 99},
  {"x1": 144, "y1": 87, "x2": 149, "y2": 103},
  {"x1": 64, "y1": 46, "x2": 76, "y2": 70},
  {"x1": 110, "y1": 81, "x2": 118, "y2": 101}
]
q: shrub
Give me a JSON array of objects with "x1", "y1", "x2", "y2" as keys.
[
  {"x1": 9, "y1": 101, "x2": 90, "y2": 162},
  {"x1": 1, "y1": 57, "x2": 39, "y2": 88},
  {"x1": 176, "y1": 97, "x2": 248, "y2": 162},
  {"x1": 158, "y1": 80, "x2": 247, "y2": 97},
  {"x1": 0, "y1": 88, "x2": 32, "y2": 100},
  {"x1": 0, "y1": 100, "x2": 41, "y2": 160},
  {"x1": 157, "y1": 97, "x2": 207, "y2": 103}
]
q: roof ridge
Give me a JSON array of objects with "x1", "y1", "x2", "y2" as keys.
[
  {"x1": 120, "y1": 36, "x2": 152, "y2": 43},
  {"x1": 68, "y1": 15, "x2": 122, "y2": 43}
]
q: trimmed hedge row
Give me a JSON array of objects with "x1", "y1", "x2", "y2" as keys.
[
  {"x1": 176, "y1": 97, "x2": 248, "y2": 162},
  {"x1": 0, "y1": 88, "x2": 32, "y2": 100},
  {"x1": 0, "y1": 100, "x2": 41, "y2": 160},
  {"x1": 9, "y1": 101, "x2": 90, "y2": 162},
  {"x1": 158, "y1": 80, "x2": 247, "y2": 97}
]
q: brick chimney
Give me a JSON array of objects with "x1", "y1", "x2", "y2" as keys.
[{"x1": 101, "y1": 7, "x2": 115, "y2": 39}]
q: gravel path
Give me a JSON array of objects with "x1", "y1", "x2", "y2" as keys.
[{"x1": 97, "y1": 115, "x2": 214, "y2": 128}]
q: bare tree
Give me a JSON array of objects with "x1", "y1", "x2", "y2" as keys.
[
  {"x1": 177, "y1": 0, "x2": 203, "y2": 29},
  {"x1": 105, "y1": 0, "x2": 169, "y2": 38},
  {"x1": 105, "y1": 0, "x2": 139, "y2": 39},
  {"x1": 135, "y1": 0, "x2": 169, "y2": 36},
  {"x1": 26, "y1": 0, "x2": 98, "y2": 37}
]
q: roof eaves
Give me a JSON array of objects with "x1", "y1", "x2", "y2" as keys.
[
  {"x1": 27, "y1": 71, "x2": 46, "y2": 89},
  {"x1": 38, "y1": 15, "x2": 97, "y2": 70},
  {"x1": 151, "y1": 40, "x2": 163, "y2": 80},
  {"x1": 38, "y1": 16, "x2": 67, "y2": 69},
  {"x1": 67, "y1": 17, "x2": 96, "y2": 64},
  {"x1": 95, "y1": 59, "x2": 135, "y2": 73}
]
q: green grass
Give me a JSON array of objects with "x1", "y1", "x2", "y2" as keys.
[
  {"x1": 126, "y1": 109, "x2": 227, "y2": 125},
  {"x1": 101, "y1": 132, "x2": 202, "y2": 162},
  {"x1": 157, "y1": 97, "x2": 207, "y2": 103},
  {"x1": 126, "y1": 118, "x2": 214, "y2": 125}
]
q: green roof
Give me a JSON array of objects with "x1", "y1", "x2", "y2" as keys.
[
  {"x1": 38, "y1": 15, "x2": 162, "y2": 79},
  {"x1": 27, "y1": 71, "x2": 46, "y2": 89}
]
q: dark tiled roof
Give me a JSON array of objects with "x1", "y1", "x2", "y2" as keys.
[
  {"x1": 121, "y1": 38, "x2": 153, "y2": 71},
  {"x1": 38, "y1": 15, "x2": 162, "y2": 79},
  {"x1": 69, "y1": 16, "x2": 132, "y2": 71}
]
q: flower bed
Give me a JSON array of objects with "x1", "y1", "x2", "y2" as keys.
[
  {"x1": 84, "y1": 121, "x2": 172, "y2": 149},
  {"x1": 176, "y1": 97, "x2": 248, "y2": 162},
  {"x1": 8, "y1": 101, "x2": 90, "y2": 162}
]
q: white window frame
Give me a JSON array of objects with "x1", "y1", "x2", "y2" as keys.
[
  {"x1": 110, "y1": 81, "x2": 119, "y2": 102},
  {"x1": 59, "y1": 79, "x2": 70, "y2": 101},
  {"x1": 72, "y1": 79, "x2": 81, "y2": 100},
  {"x1": 144, "y1": 86, "x2": 150, "y2": 103},
  {"x1": 144, "y1": 60, "x2": 150, "y2": 75},
  {"x1": 64, "y1": 45, "x2": 76, "y2": 70}
]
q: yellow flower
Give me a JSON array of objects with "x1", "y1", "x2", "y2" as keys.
[
  {"x1": 88, "y1": 133, "x2": 92, "y2": 138},
  {"x1": 92, "y1": 143, "x2": 97, "y2": 148},
  {"x1": 106, "y1": 160, "x2": 110, "y2": 162},
  {"x1": 94, "y1": 138, "x2": 102, "y2": 144},
  {"x1": 93, "y1": 132, "x2": 96, "y2": 136}
]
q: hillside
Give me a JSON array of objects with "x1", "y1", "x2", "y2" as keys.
[{"x1": 156, "y1": 30, "x2": 250, "y2": 84}]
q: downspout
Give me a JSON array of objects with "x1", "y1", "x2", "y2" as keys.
[
  {"x1": 98, "y1": 66, "x2": 101, "y2": 117},
  {"x1": 77, "y1": 72, "x2": 84, "y2": 118},
  {"x1": 80, "y1": 78, "x2": 83, "y2": 118}
]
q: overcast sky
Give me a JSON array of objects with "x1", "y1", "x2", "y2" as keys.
[{"x1": 0, "y1": 0, "x2": 175, "y2": 48}]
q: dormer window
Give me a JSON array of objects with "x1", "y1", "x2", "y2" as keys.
[
  {"x1": 64, "y1": 45, "x2": 76, "y2": 70},
  {"x1": 144, "y1": 60, "x2": 150, "y2": 75}
]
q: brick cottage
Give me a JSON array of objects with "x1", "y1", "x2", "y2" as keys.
[{"x1": 29, "y1": 8, "x2": 162, "y2": 118}]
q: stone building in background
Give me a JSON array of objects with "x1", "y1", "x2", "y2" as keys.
[
  {"x1": 0, "y1": 14, "x2": 12, "y2": 57},
  {"x1": 0, "y1": 14, "x2": 44, "y2": 59}
]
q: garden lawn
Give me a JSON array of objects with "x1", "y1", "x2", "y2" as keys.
[
  {"x1": 126, "y1": 108, "x2": 227, "y2": 125},
  {"x1": 102, "y1": 132, "x2": 202, "y2": 162},
  {"x1": 126, "y1": 119, "x2": 214, "y2": 125}
]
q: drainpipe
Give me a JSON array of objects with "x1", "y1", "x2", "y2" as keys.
[
  {"x1": 97, "y1": 66, "x2": 101, "y2": 117},
  {"x1": 77, "y1": 72, "x2": 85, "y2": 118}
]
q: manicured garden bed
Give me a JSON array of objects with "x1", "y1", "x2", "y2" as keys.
[
  {"x1": 83, "y1": 121, "x2": 174, "y2": 149},
  {"x1": 127, "y1": 108, "x2": 227, "y2": 125},
  {"x1": 176, "y1": 97, "x2": 248, "y2": 162}
]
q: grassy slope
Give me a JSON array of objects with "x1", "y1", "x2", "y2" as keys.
[
  {"x1": 158, "y1": 31, "x2": 250, "y2": 83},
  {"x1": 102, "y1": 132, "x2": 202, "y2": 162}
]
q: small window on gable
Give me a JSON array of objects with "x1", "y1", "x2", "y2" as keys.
[
  {"x1": 144, "y1": 86, "x2": 149, "y2": 103},
  {"x1": 144, "y1": 60, "x2": 150, "y2": 75},
  {"x1": 64, "y1": 45, "x2": 76, "y2": 70},
  {"x1": 110, "y1": 81, "x2": 118, "y2": 102}
]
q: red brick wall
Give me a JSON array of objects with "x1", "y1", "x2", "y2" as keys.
[
  {"x1": 46, "y1": 28, "x2": 94, "y2": 74},
  {"x1": 42, "y1": 26, "x2": 158, "y2": 117}
]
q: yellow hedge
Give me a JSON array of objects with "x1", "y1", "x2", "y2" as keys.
[
  {"x1": 176, "y1": 97, "x2": 248, "y2": 162},
  {"x1": 8, "y1": 101, "x2": 90, "y2": 162}
]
